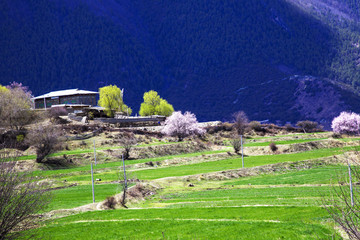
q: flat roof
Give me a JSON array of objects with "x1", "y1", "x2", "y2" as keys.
[{"x1": 32, "y1": 89, "x2": 98, "y2": 100}]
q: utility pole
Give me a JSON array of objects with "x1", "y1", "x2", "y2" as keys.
[
  {"x1": 91, "y1": 163, "x2": 95, "y2": 203},
  {"x1": 122, "y1": 154, "x2": 127, "y2": 191},
  {"x1": 93, "y1": 140, "x2": 97, "y2": 166},
  {"x1": 121, "y1": 154, "x2": 128, "y2": 208},
  {"x1": 348, "y1": 162, "x2": 354, "y2": 207},
  {"x1": 241, "y1": 135, "x2": 244, "y2": 168}
]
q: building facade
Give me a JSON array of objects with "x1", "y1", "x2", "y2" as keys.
[{"x1": 32, "y1": 89, "x2": 98, "y2": 109}]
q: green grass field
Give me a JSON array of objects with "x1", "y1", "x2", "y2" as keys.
[
  {"x1": 20, "y1": 132, "x2": 358, "y2": 239},
  {"x1": 27, "y1": 207, "x2": 337, "y2": 239},
  {"x1": 45, "y1": 184, "x2": 121, "y2": 211}
]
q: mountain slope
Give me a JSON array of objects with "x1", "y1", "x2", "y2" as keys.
[{"x1": 1, "y1": 0, "x2": 360, "y2": 125}]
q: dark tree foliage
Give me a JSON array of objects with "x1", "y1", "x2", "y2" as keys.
[
  {"x1": 0, "y1": 149, "x2": 51, "y2": 240},
  {"x1": 1, "y1": 0, "x2": 360, "y2": 122}
]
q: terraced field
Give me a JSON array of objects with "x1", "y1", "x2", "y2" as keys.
[{"x1": 20, "y1": 131, "x2": 360, "y2": 239}]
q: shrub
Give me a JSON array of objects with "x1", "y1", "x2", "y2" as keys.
[
  {"x1": 269, "y1": 142, "x2": 278, "y2": 152},
  {"x1": 162, "y1": 111, "x2": 205, "y2": 141},
  {"x1": 26, "y1": 124, "x2": 63, "y2": 163},
  {"x1": 104, "y1": 196, "x2": 117, "y2": 209},
  {"x1": 331, "y1": 132, "x2": 343, "y2": 139},
  {"x1": 206, "y1": 122, "x2": 233, "y2": 134},
  {"x1": 332, "y1": 112, "x2": 360, "y2": 135},
  {"x1": 48, "y1": 107, "x2": 68, "y2": 118},
  {"x1": 230, "y1": 137, "x2": 241, "y2": 154},
  {"x1": 248, "y1": 121, "x2": 262, "y2": 131},
  {"x1": 285, "y1": 123, "x2": 295, "y2": 131},
  {"x1": 296, "y1": 120, "x2": 320, "y2": 133}
]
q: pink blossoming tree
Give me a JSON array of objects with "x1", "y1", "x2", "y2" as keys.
[
  {"x1": 162, "y1": 111, "x2": 205, "y2": 141},
  {"x1": 331, "y1": 112, "x2": 360, "y2": 135}
]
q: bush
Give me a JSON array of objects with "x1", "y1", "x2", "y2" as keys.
[
  {"x1": 162, "y1": 111, "x2": 205, "y2": 141},
  {"x1": 104, "y1": 196, "x2": 117, "y2": 209},
  {"x1": 230, "y1": 137, "x2": 241, "y2": 154},
  {"x1": 332, "y1": 112, "x2": 360, "y2": 135},
  {"x1": 248, "y1": 121, "x2": 262, "y2": 131},
  {"x1": 269, "y1": 142, "x2": 278, "y2": 152},
  {"x1": 331, "y1": 132, "x2": 343, "y2": 139},
  {"x1": 285, "y1": 123, "x2": 295, "y2": 131},
  {"x1": 26, "y1": 124, "x2": 63, "y2": 163},
  {"x1": 48, "y1": 107, "x2": 68, "y2": 118},
  {"x1": 206, "y1": 122, "x2": 233, "y2": 134},
  {"x1": 296, "y1": 120, "x2": 320, "y2": 133}
]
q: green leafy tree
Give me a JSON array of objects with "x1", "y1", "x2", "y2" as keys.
[
  {"x1": 98, "y1": 85, "x2": 131, "y2": 118},
  {"x1": 139, "y1": 90, "x2": 174, "y2": 116}
]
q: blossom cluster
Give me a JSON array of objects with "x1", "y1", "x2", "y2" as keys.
[
  {"x1": 331, "y1": 112, "x2": 360, "y2": 135},
  {"x1": 162, "y1": 111, "x2": 205, "y2": 141}
]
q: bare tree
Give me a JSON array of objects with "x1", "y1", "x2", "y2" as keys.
[
  {"x1": 233, "y1": 111, "x2": 249, "y2": 135},
  {"x1": 119, "y1": 135, "x2": 137, "y2": 160},
  {"x1": 296, "y1": 120, "x2": 321, "y2": 133},
  {"x1": 0, "y1": 148, "x2": 51, "y2": 239},
  {"x1": 26, "y1": 124, "x2": 63, "y2": 163},
  {"x1": 323, "y1": 151, "x2": 360, "y2": 239}
]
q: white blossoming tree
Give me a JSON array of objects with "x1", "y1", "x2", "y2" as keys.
[
  {"x1": 161, "y1": 111, "x2": 205, "y2": 141},
  {"x1": 332, "y1": 112, "x2": 360, "y2": 135}
]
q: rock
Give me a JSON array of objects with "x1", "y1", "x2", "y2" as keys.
[{"x1": 81, "y1": 116, "x2": 88, "y2": 124}]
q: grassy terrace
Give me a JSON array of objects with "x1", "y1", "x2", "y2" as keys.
[
  {"x1": 32, "y1": 149, "x2": 229, "y2": 179},
  {"x1": 224, "y1": 165, "x2": 346, "y2": 185},
  {"x1": 17, "y1": 141, "x2": 189, "y2": 160},
  {"x1": 243, "y1": 138, "x2": 327, "y2": 147},
  {"x1": 55, "y1": 145, "x2": 359, "y2": 183},
  {"x1": 30, "y1": 145, "x2": 360, "y2": 186},
  {"x1": 45, "y1": 184, "x2": 120, "y2": 211},
  {"x1": 20, "y1": 132, "x2": 360, "y2": 239},
  {"x1": 27, "y1": 206, "x2": 336, "y2": 239}
]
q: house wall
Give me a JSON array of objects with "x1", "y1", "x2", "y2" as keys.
[
  {"x1": 34, "y1": 94, "x2": 97, "y2": 109},
  {"x1": 59, "y1": 94, "x2": 96, "y2": 106}
]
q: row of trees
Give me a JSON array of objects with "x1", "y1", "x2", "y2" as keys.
[{"x1": 98, "y1": 86, "x2": 174, "y2": 118}]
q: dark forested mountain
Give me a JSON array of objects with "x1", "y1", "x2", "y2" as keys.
[{"x1": 1, "y1": 0, "x2": 360, "y2": 126}]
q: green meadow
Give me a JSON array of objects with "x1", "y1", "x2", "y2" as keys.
[{"x1": 21, "y1": 132, "x2": 359, "y2": 239}]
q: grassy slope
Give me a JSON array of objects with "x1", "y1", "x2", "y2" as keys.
[
  {"x1": 29, "y1": 207, "x2": 335, "y2": 240},
  {"x1": 26, "y1": 133, "x2": 358, "y2": 239}
]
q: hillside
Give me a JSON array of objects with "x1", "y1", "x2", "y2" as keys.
[
  {"x1": 10, "y1": 121, "x2": 360, "y2": 239},
  {"x1": 1, "y1": 0, "x2": 360, "y2": 124}
]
